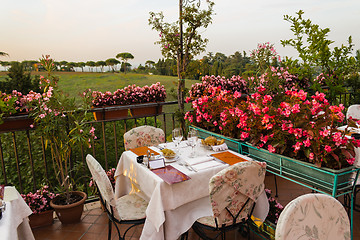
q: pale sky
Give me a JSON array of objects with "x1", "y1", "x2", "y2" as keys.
[{"x1": 1, "y1": 0, "x2": 360, "y2": 67}]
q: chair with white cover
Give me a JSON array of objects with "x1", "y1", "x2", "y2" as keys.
[
  {"x1": 275, "y1": 193, "x2": 350, "y2": 240},
  {"x1": 124, "y1": 125, "x2": 165, "y2": 150},
  {"x1": 347, "y1": 104, "x2": 360, "y2": 122},
  {"x1": 191, "y1": 161, "x2": 267, "y2": 240},
  {"x1": 86, "y1": 154, "x2": 148, "y2": 240}
]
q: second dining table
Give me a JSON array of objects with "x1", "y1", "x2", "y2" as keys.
[{"x1": 114, "y1": 141, "x2": 261, "y2": 240}]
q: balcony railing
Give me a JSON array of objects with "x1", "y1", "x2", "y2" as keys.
[{"x1": 0, "y1": 101, "x2": 180, "y2": 200}]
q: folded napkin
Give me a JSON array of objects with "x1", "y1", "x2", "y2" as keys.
[
  {"x1": 185, "y1": 156, "x2": 213, "y2": 166},
  {"x1": 211, "y1": 143, "x2": 228, "y2": 152},
  {"x1": 192, "y1": 160, "x2": 224, "y2": 171}
]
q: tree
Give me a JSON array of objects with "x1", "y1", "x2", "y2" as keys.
[
  {"x1": 0, "y1": 62, "x2": 40, "y2": 94},
  {"x1": 0, "y1": 52, "x2": 9, "y2": 57},
  {"x1": 105, "y1": 58, "x2": 120, "y2": 72},
  {"x1": 149, "y1": 0, "x2": 214, "y2": 130},
  {"x1": 86, "y1": 61, "x2": 96, "y2": 72},
  {"x1": 116, "y1": 52, "x2": 134, "y2": 74},
  {"x1": 77, "y1": 62, "x2": 86, "y2": 72},
  {"x1": 145, "y1": 60, "x2": 156, "y2": 69},
  {"x1": 96, "y1": 61, "x2": 106, "y2": 72},
  {"x1": 281, "y1": 10, "x2": 355, "y2": 103}
]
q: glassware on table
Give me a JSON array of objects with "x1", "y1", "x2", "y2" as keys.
[
  {"x1": 187, "y1": 129, "x2": 198, "y2": 158},
  {"x1": 172, "y1": 128, "x2": 183, "y2": 153}
]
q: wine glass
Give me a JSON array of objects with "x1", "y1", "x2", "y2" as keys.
[
  {"x1": 187, "y1": 129, "x2": 198, "y2": 158},
  {"x1": 172, "y1": 128, "x2": 183, "y2": 153}
]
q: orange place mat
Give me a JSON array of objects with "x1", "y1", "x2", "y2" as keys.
[
  {"x1": 130, "y1": 146, "x2": 160, "y2": 156},
  {"x1": 211, "y1": 151, "x2": 248, "y2": 165},
  {"x1": 152, "y1": 165, "x2": 190, "y2": 184}
]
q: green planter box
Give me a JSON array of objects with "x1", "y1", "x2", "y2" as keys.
[
  {"x1": 189, "y1": 126, "x2": 358, "y2": 195},
  {"x1": 245, "y1": 143, "x2": 356, "y2": 194}
]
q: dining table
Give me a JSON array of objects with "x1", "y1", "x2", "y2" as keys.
[
  {"x1": 114, "y1": 141, "x2": 268, "y2": 240},
  {"x1": 0, "y1": 186, "x2": 35, "y2": 240}
]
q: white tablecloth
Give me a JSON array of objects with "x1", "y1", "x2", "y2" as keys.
[
  {"x1": 114, "y1": 143, "x2": 267, "y2": 240},
  {"x1": 0, "y1": 186, "x2": 35, "y2": 240}
]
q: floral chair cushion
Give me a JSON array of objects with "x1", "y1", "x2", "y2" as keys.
[
  {"x1": 124, "y1": 125, "x2": 165, "y2": 150},
  {"x1": 347, "y1": 104, "x2": 360, "y2": 122},
  {"x1": 86, "y1": 154, "x2": 148, "y2": 221},
  {"x1": 86, "y1": 154, "x2": 116, "y2": 209},
  {"x1": 275, "y1": 193, "x2": 350, "y2": 240},
  {"x1": 115, "y1": 194, "x2": 148, "y2": 220},
  {"x1": 208, "y1": 161, "x2": 267, "y2": 227}
]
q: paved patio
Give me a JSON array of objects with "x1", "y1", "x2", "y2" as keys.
[{"x1": 32, "y1": 174, "x2": 360, "y2": 240}]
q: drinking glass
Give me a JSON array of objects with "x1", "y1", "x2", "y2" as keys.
[
  {"x1": 187, "y1": 129, "x2": 198, "y2": 158},
  {"x1": 172, "y1": 128, "x2": 183, "y2": 153}
]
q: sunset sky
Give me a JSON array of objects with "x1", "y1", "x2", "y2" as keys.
[{"x1": 1, "y1": 0, "x2": 360, "y2": 66}]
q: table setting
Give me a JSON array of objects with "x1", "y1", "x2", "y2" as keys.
[{"x1": 114, "y1": 128, "x2": 268, "y2": 240}]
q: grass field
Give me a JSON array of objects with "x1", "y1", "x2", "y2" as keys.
[{"x1": 0, "y1": 71, "x2": 199, "y2": 102}]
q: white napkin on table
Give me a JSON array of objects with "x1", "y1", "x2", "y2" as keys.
[
  {"x1": 185, "y1": 156, "x2": 213, "y2": 166},
  {"x1": 211, "y1": 143, "x2": 228, "y2": 152},
  {"x1": 192, "y1": 160, "x2": 224, "y2": 171}
]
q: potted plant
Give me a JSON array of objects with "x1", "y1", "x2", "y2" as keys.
[
  {"x1": 86, "y1": 82, "x2": 167, "y2": 120},
  {"x1": 30, "y1": 55, "x2": 96, "y2": 224},
  {"x1": 0, "y1": 90, "x2": 38, "y2": 132},
  {"x1": 21, "y1": 185, "x2": 58, "y2": 229},
  {"x1": 128, "y1": 82, "x2": 167, "y2": 117}
]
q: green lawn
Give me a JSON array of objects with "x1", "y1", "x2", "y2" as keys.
[{"x1": 0, "y1": 71, "x2": 199, "y2": 102}]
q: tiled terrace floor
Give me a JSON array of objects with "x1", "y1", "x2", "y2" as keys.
[{"x1": 32, "y1": 174, "x2": 360, "y2": 240}]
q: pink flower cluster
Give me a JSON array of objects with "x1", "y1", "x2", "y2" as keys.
[
  {"x1": 264, "y1": 188, "x2": 283, "y2": 224},
  {"x1": 0, "y1": 89, "x2": 50, "y2": 116},
  {"x1": 89, "y1": 82, "x2": 166, "y2": 107},
  {"x1": 21, "y1": 185, "x2": 58, "y2": 214},
  {"x1": 188, "y1": 75, "x2": 249, "y2": 99},
  {"x1": 186, "y1": 86, "x2": 360, "y2": 169}
]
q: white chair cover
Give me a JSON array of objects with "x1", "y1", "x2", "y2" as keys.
[
  {"x1": 347, "y1": 104, "x2": 360, "y2": 122},
  {"x1": 275, "y1": 193, "x2": 350, "y2": 240},
  {"x1": 86, "y1": 154, "x2": 116, "y2": 210},
  {"x1": 208, "y1": 161, "x2": 267, "y2": 227},
  {"x1": 124, "y1": 125, "x2": 165, "y2": 150}
]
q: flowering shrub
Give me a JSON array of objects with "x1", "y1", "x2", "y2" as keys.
[
  {"x1": 29, "y1": 55, "x2": 97, "y2": 204},
  {"x1": 87, "y1": 82, "x2": 167, "y2": 107},
  {"x1": 186, "y1": 86, "x2": 360, "y2": 169},
  {"x1": 250, "y1": 42, "x2": 281, "y2": 74},
  {"x1": 89, "y1": 168, "x2": 116, "y2": 190},
  {"x1": 188, "y1": 75, "x2": 249, "y2": 99},
  {"x1": 264, "y1": 189, "x2": 283, "y2": 224},
  {"x1": 21, "y1": 186, "x2": 58, "y2": 214},
  {"x1": 247, "y1": 66, "x2": 310, "y2": 99}
]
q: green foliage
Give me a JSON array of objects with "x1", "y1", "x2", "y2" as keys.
[
  {"x1": 281, "y1": 10, "x2": 356, "y2": 103},
  {"x1": 0, "y1": 62, "x2": 40, "y2": 94}
]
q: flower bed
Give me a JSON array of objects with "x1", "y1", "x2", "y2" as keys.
[{"x1": 187, "y1": 81, "x2": 360, "y2": 170}]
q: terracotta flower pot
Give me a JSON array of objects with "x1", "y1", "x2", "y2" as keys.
[
  {"x1": 29, "y1": 210, "x2": 54, "y2": 229},
  {"x1": 50, "y1": 191, "x2": 87, "y2": 224}
]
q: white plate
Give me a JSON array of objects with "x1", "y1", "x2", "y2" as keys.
[{"x1": 165, "y1": 157, "x2": 177, "y2": 163}]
